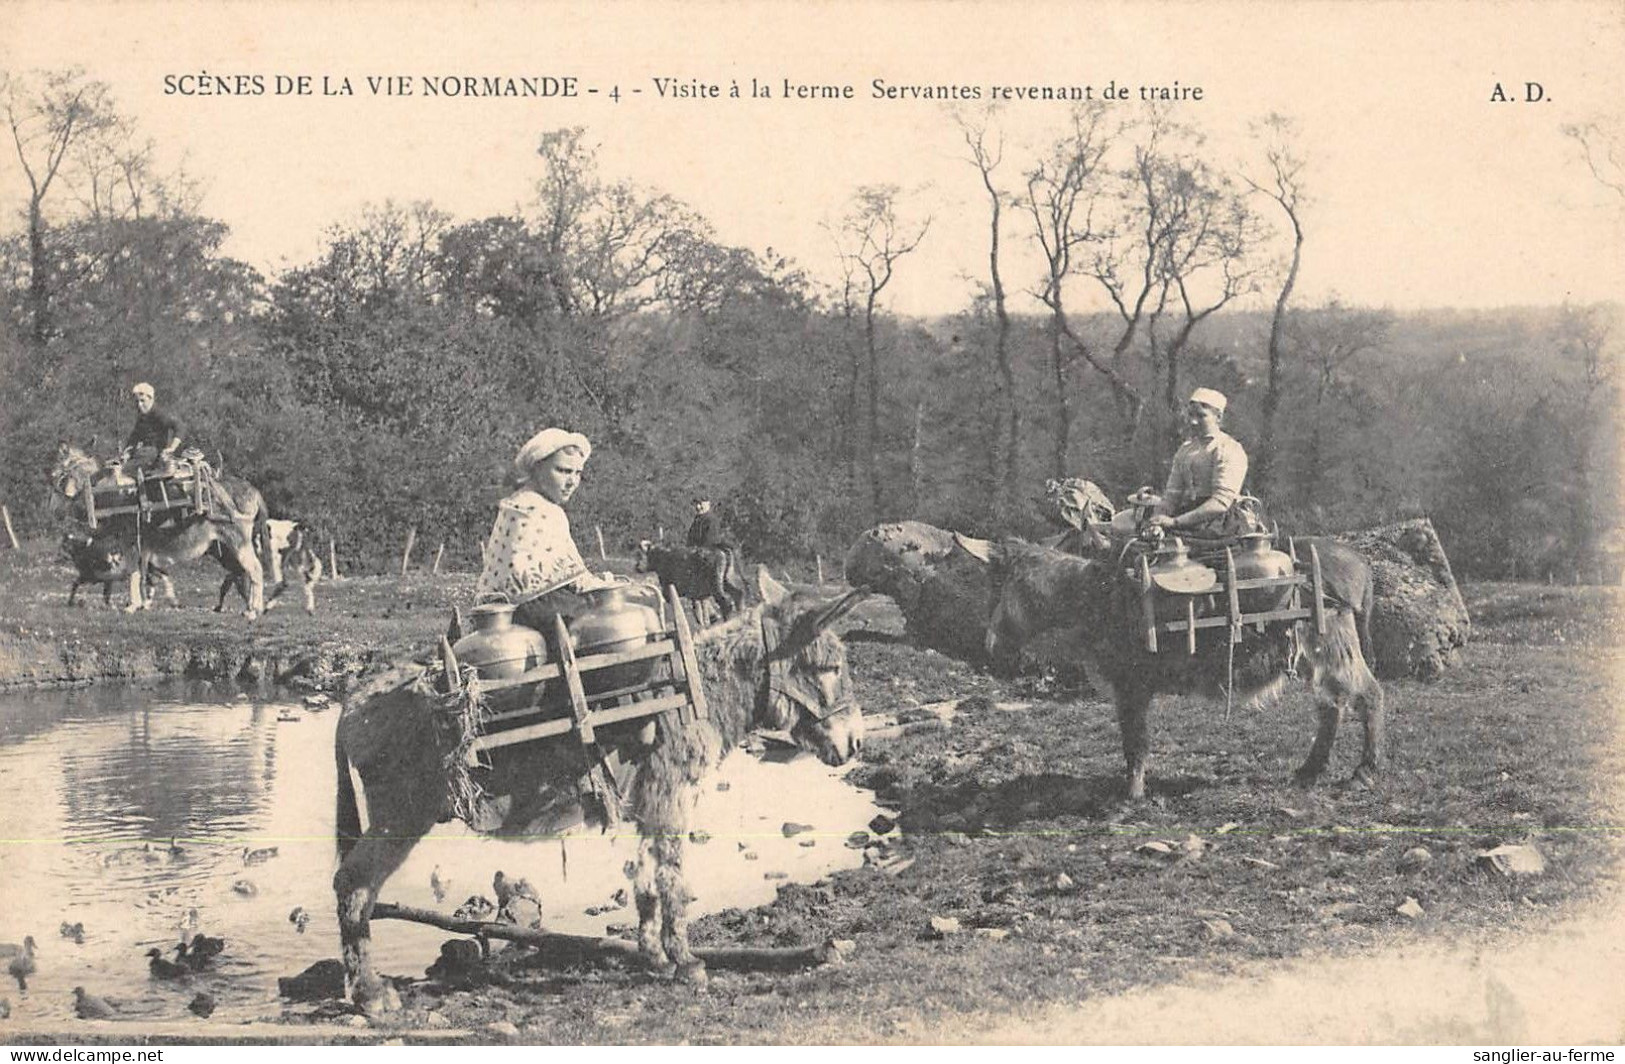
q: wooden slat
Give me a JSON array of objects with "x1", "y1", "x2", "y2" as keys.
[
  {"x1": 1224, "y1": 548, "x2": 1242, "y2": 644},
  {"x1": 668, "y1": 585, "x2": 708, "y2": 724},
  {"x1": 1185, "y1": 595, "x2": 1197, "y2": 656},
  {"x1": 553, "y1": 614, "x2": 593, "y2": 745},
  {"x1": 1139, "y1": 554, "x2": 1158, "y2": 653},
  {"x1": 439, "y1": 637, "x2": 461, "y2": 696},
  {"x1": 570, "y1": 638, "x2": 675, "y2": 676},
  {"x1": 480, "y1": 676, "x2": 676, "y2": 726},
  {"x1": 1309, "y1": 544, "x2": 1326, "y2": 634},
  {"x1": 1162, "y1": 606, "x2": 1313, "y2": 634},
  {"x1": 476, "y1": 660, "x2": 565, "y2": 693},
  {"x1": 1229, "y1": 574, "x2": 1307, "y2": 591},
  {"x1": 468, "y1": 694, "x2": 686, "y2": 758}
]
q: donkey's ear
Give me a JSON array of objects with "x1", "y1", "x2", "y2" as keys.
[
  {"x1": 757, "y1": 567, "x2": 789, "y2": 606},
  {"x1": 87, "y1": 434, "x2": 98, "y2": 452},
  {"x1": 952, "y1": 532, "x2": 996, "y2": 565},
  {"x1": 806, "y1": 588, "x2": 866, "y2": 635}
]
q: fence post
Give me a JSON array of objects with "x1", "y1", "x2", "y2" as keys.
[
  {"x1": 595, "y1": 525, "x2": 607, "y2": 561},
  {"x1": 401, "y1": 527, "x2": 417, "y2": 576},
  {"x1": 432, "y1": 542, "x2": 445, "y2": 576},
  {"x1": 329, "y1": 538, "x2": 341, "y2": 581},
  {"x1": 0, "y1": 505, "x2": 17, "y2": 550},
  {"x1": 816, "y1": 554, "x2": 824, "y2": 585},
  {"x1": 658, "y1": 525, "x2": 664, "y2": 542}
]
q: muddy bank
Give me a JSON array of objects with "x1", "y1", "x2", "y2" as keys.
[
  {"x1": 0, "y1": 541, "x2": 465, "y2": 691},
  {"x1": 0, "y1": 630, "x2": 387, "y2": 690}
]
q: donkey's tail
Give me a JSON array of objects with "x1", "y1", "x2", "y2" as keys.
[
  {"x1": 334, "y1": 732, "x2": 363, "y2": 863},
  {"x1": 1357, "y1": 569, "x2": 1377, "y2": 674}
]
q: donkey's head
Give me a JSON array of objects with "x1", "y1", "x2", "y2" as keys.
[
  {"x1": 754, "y1": 568, "x2": 867, "y2": 766},
  {"x1": 634, "y1": 539, "x2": 653, "y2": 573},
  {"x1": 51, "y1": 441, "x2": 101, "y2": 500},
  {"x1": 955, "y1": 534, "x2": 1100, "y2": 666}
]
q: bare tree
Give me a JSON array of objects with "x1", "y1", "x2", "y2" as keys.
[
  {"x1": 956, "y1": 104, "x2": 1018, "y2": 508},
  {"x1": 1562, "y1": 119, "x2": 1625, "y2": 201},
  {"x1": 2, "y1": 68, "x2": 118, "y2": 347},
  {"x1": 1284, "y1": 299, "x2": 1391, "y2": 505},
  {"x1": 1092, "y1": 110, "x2": 1260, "y2": 459},
  {"x1": 1021, "y1": 101, "x2": 1138, "y2": 476},
  {"x1": 1146, "y1": 157, "x2": 1261, "y2": 456},
  {"x1": 831, "y1": 184, "x2": 930, "y2": 522},
  {"x1": 1243, "y1": 112, "x2": 1308, "y2": 496}
]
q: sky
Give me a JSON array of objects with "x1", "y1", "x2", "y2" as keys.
[{"x1": 2, "y1": 0, "x2": 1623, "y2": 318}]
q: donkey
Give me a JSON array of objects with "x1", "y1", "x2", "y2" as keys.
[
  {"x1": 331, "y1": 568, "x2": 866, "y2": 1014},
  {"x1": 51, "y1": 443, "x2": 270, "y2": 617},
  {"x1": 635, "y1": 540, "x2": 746, "y2": 623},
  {"x1": 964, "y1": 535, "x2": 1383, "y2": 800}
]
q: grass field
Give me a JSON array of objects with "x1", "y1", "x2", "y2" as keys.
[{"x1": 1, "y1": 539, "x2": 1620, "y2": 1043}]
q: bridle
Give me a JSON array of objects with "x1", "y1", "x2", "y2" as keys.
[{"x1": 758, "y1": 616, "x2": 856, "y2": 727}]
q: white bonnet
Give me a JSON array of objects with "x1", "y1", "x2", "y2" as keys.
[{"x1": 514, "y1": 427, "x2": 591, "y2": 475}]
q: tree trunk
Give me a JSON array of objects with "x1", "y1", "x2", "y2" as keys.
[
  {"x1": 865, "y1": 295, "x2": 882, "y2": 523},
  {"x1": 27, "y1": 203, "x2": 49, "y2": 350},
  {"x1": 1049, "y1": 311, "x2": 1071, "y2": 478},
  {"x1": 909, "y1": 399, "x2": 925, "y2": 515},
  {"x1": 975, "y1": 181, "x2": 1014, "y2": 513},
  {"x1": 1255, "y1": 214, "x2": 1303, "y2": 496}
]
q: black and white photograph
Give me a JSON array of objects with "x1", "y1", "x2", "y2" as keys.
[{"x1": 0, "y1": 0, "x2": 1621, "y2": 1049}]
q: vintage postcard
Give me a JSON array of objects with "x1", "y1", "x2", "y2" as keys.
[{"x1": 0, "y1": 0, "x2": 1621, "y2": 1049}]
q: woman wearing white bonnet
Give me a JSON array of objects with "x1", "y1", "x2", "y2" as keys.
[{"x1": 474, "y1": 426, "x2": 615, "y2": 628}]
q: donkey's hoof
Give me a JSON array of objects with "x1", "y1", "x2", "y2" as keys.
[
  {"x1": 676, "y1": 960, "x2": 708, "y2": 986},
  {"x1": 1293, "y1": 765, "x2": 1326, "y2": 788},
  {"x1": 243, "y1": 609, "x2": 260, "y2": 621},
  {"x1": 1343, "y1": 766, "x2": 1378, "y2": 790}
]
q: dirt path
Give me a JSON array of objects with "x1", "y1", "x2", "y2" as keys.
[{"x1": 915, "y1": 892, "x2": 1625, "y2": 1045}]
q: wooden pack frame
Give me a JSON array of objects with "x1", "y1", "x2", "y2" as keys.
[
  {"x1": 1137, "y1": 537, "x2": 1326, "y2": 654},
  {"x1": 438, "y1": 584, "x2": 710, "y2": 765},
  {"x1": 80, "y1": 467, "x2": 207, "y2": 530}
]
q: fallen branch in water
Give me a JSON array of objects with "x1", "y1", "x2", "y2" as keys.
[{"x1": 371, "y1": 902, "x2": 840, "y2": 972}]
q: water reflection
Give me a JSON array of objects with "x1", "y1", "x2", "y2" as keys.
[{"x1": 0, "y1": 682, "x2": 879, "y2": 1028}]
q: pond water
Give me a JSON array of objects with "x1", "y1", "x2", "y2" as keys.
[{"x1": 0, "y1": 682, "x2": 881, "y2": 1026}]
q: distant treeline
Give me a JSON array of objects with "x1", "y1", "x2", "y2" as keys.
[{"x1": 0, "y1": 84, "x2": 1616, "y2": 580}]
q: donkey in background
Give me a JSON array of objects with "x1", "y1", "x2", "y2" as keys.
[{"x1": 964, "y1": 535, "x2": 1384, "y2": 800}]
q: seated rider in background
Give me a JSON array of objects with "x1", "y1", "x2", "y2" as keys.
[
  {"x1": 686, "y1": 496, "x2": 726, "y2": 549},
  {"x1": 120, "y1": 382, "x2": 186, "y2": 475},
  {"x1": 1145, "y1": 387, "x2": 1250, "y2": 539},
  {"x1": 473, "y1": 427, "x2": 632, "y2": 632}
]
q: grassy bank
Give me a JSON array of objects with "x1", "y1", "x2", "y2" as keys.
[{"x1": 1, "y1": 538, "x2": 1620, "y2": 1044}]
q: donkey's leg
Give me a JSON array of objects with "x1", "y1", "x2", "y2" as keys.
[
  {"x1": 153, "y1": 571, "x2": 178, "y2": 608},
  {"x1": 1296, "y1": 694, "x2": 1344, "y2": 786},
  {"x1": 652, "y1": 832, "x2": 706, "y2": 984},
  {"x1": 229, "y1": 534, "x2": 265, "y2": 618},
  {"x1": 124, "y1": 571, "x2": 146, "y2": 613},
  {"x1": 1296, "y1": 614, "x2": 1373, "y2": 787},
  {"x1": 68, "y1": 579, "x2": 83, "y2": 607},
  {"x1": 1349, "y1": 663, "x2": 1386, "y2": 787},
  {"x1": 1114, "y1": 685, "x2": 1154, "y2": 801},
  {"x1": 334, "y1": 830, "x2": 423, "y2": 1015},
  {"x1": 632, "y1": 834, "x2": 673, "y2": 975}
]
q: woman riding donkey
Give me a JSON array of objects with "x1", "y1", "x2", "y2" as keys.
[{"x1": 474, "y1": 427, "x2": 655, "y2": 630}]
